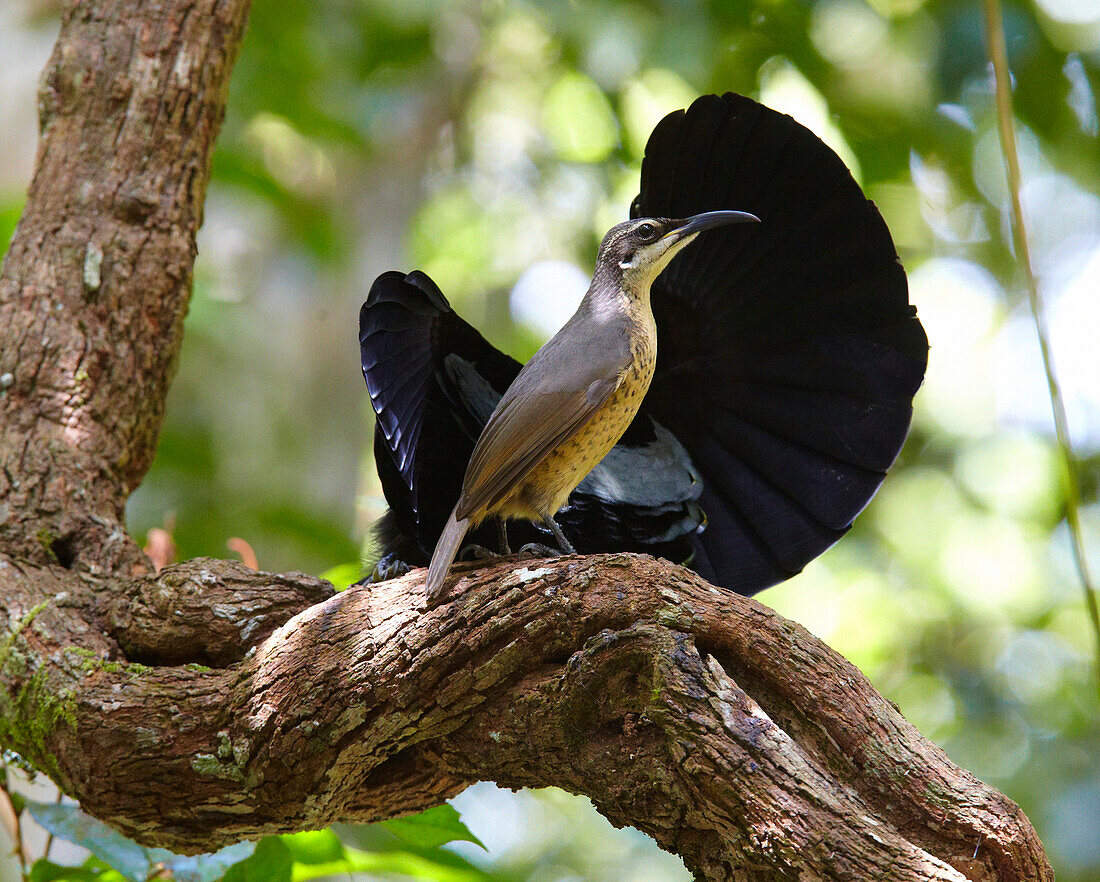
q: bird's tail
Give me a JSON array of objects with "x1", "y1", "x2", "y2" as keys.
[{"x1": 425, "y1": 509, "x2": 469, "y2": 601}]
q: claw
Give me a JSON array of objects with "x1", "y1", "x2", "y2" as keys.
[
  {"x1": 358, "y1": 553, "x2": 411, "y2": 584},
  {"x1": 517, "y1": 542, "x2": 559, "y2": 559},
  {"x1": 459, "y1": 543, "x2": 500, "y2": 562}
]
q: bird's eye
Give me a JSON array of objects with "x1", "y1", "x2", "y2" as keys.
[{"x1": 636, "y1": 222, "x2": 658, "y2": 242}]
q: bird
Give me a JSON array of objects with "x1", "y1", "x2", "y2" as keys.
[
  {"x1": 359, "y1": 92, "x2": 928, "y2": 598},
  {"x1": 424, "y1": 210, "x2": 759, "y2": 600}
]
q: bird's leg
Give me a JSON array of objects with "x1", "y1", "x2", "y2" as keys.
[
  {"x1": 542, "y1": 516, "x2": 577, "y2": 554},
  {"x1": 516, "y1": 516, "x2": 576, "y2": 559},
  {"x1": 460, "y1": 520, "x2": 512, "y2": 562}
]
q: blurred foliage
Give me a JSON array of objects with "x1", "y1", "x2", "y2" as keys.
[
  {"x1": 8, "y1": 793, "x2": 490, "y2": 882},
  {"x1": 2, "y1": 0, "x2": 1100, "y2": 879}
]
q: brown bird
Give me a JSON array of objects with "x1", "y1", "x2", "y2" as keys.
[{"x1": 425, "y1": 210, "x2": 759, "y2": 601}]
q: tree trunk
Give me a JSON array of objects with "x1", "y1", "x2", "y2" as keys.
[{"x1": 0, "y1": 2, "x2": 1053, "y2": 880}]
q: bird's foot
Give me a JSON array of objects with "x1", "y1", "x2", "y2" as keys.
[
  {"x1": 458, "y1": 543, "x2": 500, "y2": 562},
  {"x1": 517, "y1": 542, "x2": 560, "y2": 559},
  {"x1": 355, "y1": 553, "x2": 411, "y2": 585}
]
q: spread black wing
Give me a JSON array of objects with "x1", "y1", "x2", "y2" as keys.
[
  {"x1": 360, "y1": 271, "x2": 704, "y2": 567},
  {"x1": 631, "y1": 92, "x2": 927, "y2": 593},
  {"x1": 360, "y1": 270, "x2": 516, "y2": 561}
]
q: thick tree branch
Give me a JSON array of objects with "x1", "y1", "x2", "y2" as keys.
[
  {"x1": 0, "y1": 2, "x2": 1053, "y2": 881},
  {"x1": 0, "y1": 554, "x2": 1051, "y2": 880}
]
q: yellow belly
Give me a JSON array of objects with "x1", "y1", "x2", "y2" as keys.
[{"x1": 495, "y1": 327, "x2": 656, "y2": 520}]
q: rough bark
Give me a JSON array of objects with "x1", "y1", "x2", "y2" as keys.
[
  {"x1": 0, "y1": 553, "x2": 1053, "y2": 881},
  {"x1": 0, "y1": 0, "x2": 247, "y2": 572},
  {"x1": 0, "y1": 2, "x2": 1053, "y2": 881}
]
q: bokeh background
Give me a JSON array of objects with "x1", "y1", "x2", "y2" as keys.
[{"x1": 3, "y1": 0, "x2": 1100, "y2": 878}]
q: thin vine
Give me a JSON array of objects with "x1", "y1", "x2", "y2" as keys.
[{"x1": 981, "y1": 0, "x2": 1100, "y2": 698}]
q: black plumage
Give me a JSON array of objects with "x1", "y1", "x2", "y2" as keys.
[{"x1": 359, "y1": 92, "x2": 927, "y2": 595}]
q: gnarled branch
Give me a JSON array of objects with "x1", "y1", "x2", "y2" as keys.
[
  {"x1": 0, "y1": 2, "x2": 1052, "y2": 881},
  {"x1": 0, "y1": 554, "x2": 1052, "y2": 880}
]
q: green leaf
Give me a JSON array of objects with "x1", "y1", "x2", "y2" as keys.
[
  {"x1": 26, "y1": 802, "x2": 151, "y2": 881},
  {"x1": 320, "y1": 562, "x2": 362, "y2": 592},
  {"x1": 542, "y1": 72, "x2": 619, "y2": 162},
  {"x1": 0, "y1": 197, "x2": 24, "y2": 267},
  {"x1": 381, "y1": 804, "x2": 485, "y2": 851},
  {"x1": 28, "y1": 859, "x2": 100, "y2": 882},
  {"x1": 281, "y1": 829, "x2": 345, "y2": 865},
  {"x1": 81, "y1": 857, "x2": 125, "y2": 882},
  {"x1": 292, "y1": 847, "x2": 492, "y2": 882},
  {"x1": 222, "y1": 836, "x2": 293, "y2": 882}
]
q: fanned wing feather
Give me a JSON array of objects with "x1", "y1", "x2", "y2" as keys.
[
  {"x1": 359, "y1": 270, "x2": 524, "y2": 547},
  {"x1": 633, "y1": 92, "x2": 927, "y2": 594}
]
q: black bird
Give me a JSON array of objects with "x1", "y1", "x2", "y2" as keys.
[{"x1": 359, "y1": 92, "x2": 928, "y2": 596}]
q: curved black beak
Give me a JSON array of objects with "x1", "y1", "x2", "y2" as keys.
[{"x1": 661, "y1": 209, "x2": 760, "y2": 245}]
